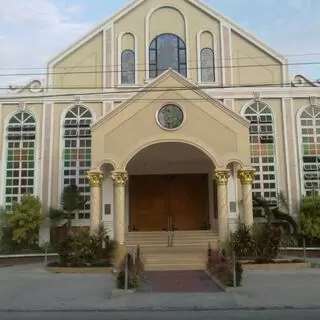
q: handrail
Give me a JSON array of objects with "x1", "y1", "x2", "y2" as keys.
[{"x1": 167, "y1": 216, "x2": 174, "y2": 247}]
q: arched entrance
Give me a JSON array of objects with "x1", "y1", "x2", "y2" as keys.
[{"x1": 125, "y1": 142, "x2": 216, "y2": 232}]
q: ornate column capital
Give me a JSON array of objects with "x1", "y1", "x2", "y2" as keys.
[
  {"x1": 214, "y1": 168, "x2": 230, "y2": 185},
  {"x1": 111, "y1": 171, "x2": 128, "y2": 186},
  {"x1": 238, "y1": 168, "x2": 256, "y2": 185},
  {"x1": 87, "y1": 170, "x2": 103, "y2": 187}
]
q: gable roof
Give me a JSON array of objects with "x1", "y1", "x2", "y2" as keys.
[
  {"x1": 48, "y1": 0, "x2": 287, "y2": 67},
  {"x1": 91, "y1": 68, "x2": 250, "y2": 131}
]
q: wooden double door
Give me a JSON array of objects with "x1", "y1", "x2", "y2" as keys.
[{"x1": 129, "y1": 174, "x2": 209, "y2": 231}]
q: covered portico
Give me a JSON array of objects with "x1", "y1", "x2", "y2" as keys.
[{"x1": 86, "y1": 70, "x2": 255, "y2": 244}]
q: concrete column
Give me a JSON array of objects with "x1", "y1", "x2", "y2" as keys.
[
  {"x1": 238, "y1": 168, "x2": 256, "y2": 227},
  {"x1": 111, "y1": 171, "x2": 128, "y2": 245},
  {"x1": 214, "y1": 168, "x2": 230, "y2": 244},
  {"x1": 87, "y1": 170, "x2": 103, "y2": 233}
]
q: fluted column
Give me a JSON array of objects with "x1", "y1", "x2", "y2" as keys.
[
  {"x1": 214, "y1": 168, "x2": 230, "y2": 244},
  {"x1": 238, "y1": 168, "x2": 256, "y2": 227},
  {"x1": 87, "y1": 170, "x2": 103, "y2": 233},
  {"x1": 111, "y1": 170, "x2": 128, "y2": 245}
]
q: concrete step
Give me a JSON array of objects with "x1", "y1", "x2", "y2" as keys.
[
  {"x1": 126, "y1": 231, "x2": 219, "y2": 246},
  {"x1": 145, "y1": 263, "x2": 204, "y2": 271},
  {"x1": 126, "y1": 246, "x2": 212, "y2": 255}
]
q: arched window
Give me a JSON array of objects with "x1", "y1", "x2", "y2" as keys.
[
  {"x1": 4, "y1": 111, "x2": 36, "y2": 211},
  {"x1": 244, "y1": 101, "x2": 277, "y2": 217},
  {"x1": 62, "y1": 105, "x2": 92, "y2": 220},
  {"x1": 201, "y1": 48, "x2": 215, "y2": 82},
  {"x1": 149, "y1": 33, "x2": 187, "y2": 78},
  {"x1": 121, "y1": 49, "x2": 135, "y2": 84},
  {"x1": 300, "y1": 105, "x2": 320, "y2": 196}
]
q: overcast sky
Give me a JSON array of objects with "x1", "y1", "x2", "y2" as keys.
[{"x1": 0, "y1": 0, "x2": 319, "y2": 88}]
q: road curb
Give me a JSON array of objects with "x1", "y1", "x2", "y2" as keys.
[{"x1": 1, "y1": 306, "x2": 320, "y2": 312}]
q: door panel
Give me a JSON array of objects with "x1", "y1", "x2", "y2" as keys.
[
  {"x1": 129, "y1": 174, "x2": 209, "y2": 231},
  {"x1": 129, "y1": 175, "x2": 168, "y2": 231},
  {"x1": 170, "y1": 174, "x2": 209, "y2": 230}
]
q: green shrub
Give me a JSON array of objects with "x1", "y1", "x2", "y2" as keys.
[
  {"x1": 230, "y1": 223, "x2": 256, "y2": 258},
  {"x1": 117, "y1": 252, "x2": 145, "y2": 290},
  {"x1": 57, "y1": 226, "x2": 116, "y2": 267},
  {"x1": 254, "y1": 223, "x2": 282, "y2": 260},
  {"x1": 207, "y1": 249, "x2": 243, "y2": 287},
  {"x1": 230, "y1": 222, "x2": 284, "y2": 261},
  {"x1": 300, "y1": 196, "x2": 320, "y2": 239}
]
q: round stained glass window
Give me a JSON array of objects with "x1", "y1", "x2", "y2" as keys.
[{"x1": 157, "y1": 104, "x2": 184, "y2": 130}]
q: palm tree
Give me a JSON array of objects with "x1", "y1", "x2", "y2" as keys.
[
  {"x1": 50, "y1": 184, "x2": 87, "y2": 236},
  {"x1": 253, "y1": 192, "x2": 298, "y2": 234}
]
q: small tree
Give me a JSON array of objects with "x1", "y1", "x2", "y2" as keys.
[
  {"x1": 253, "y1": 192, "x2": 298, "y2": 233},
  {"x1": 50, "y1": 184, "x2": 86, "y2": 236},
  {"x1": 299, "y1": 195, "x2": 320, "y2": 240},
  {"x1": 7, "y1": 195, "x2": 43, "y2": 246}
]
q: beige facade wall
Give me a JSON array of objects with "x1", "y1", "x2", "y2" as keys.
[
  {"x1": 48, "y1": 0, "x2": 286, "y2": 91},
  {"x1": 231, "y1": 31, "x2": 283, "y2": 86},
  {"x1": 52, "y1": 32, "x2": 104, "y2": 91}
]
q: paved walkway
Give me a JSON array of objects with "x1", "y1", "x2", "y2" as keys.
[
  {"x1": 1, "y1": 264, "x2": 320, "y2": 311},
  {"x1": 139, "y1": 271, "x2": 223, "y2": 293},
  {"x1": 0, "y1": 264, "x2": 116, "y2": 311}
]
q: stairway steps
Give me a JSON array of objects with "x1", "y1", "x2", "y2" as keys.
[{"x1": 125, "y1": 231, "x2": 219, "y2": 271}]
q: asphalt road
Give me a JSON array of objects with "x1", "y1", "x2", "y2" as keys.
[{"x1": 1, "y1": 310, "x2": 320, "y2": 320}]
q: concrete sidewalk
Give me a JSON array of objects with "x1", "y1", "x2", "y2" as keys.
[
  {"x1": 232, "y1": 269, "x2": 320, "y2": 309},
  {"x1": 1, "y1": 264, "x2": 320, "y2": 311}
]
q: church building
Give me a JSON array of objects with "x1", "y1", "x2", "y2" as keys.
[{"x1": 0, "y1": 0, "x2": 319, "y2": 246}]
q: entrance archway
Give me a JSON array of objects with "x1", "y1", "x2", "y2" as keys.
[{"x1": 125, "y1": 142, "x2": 216, "y2": 232}]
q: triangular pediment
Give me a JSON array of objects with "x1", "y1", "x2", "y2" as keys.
[
  {"x1": 91, "y1": 69, "x2": 252, "y2": 169},
  {"x1": 92, "y1": 69, "x2": 250, "y2": 131},
  {"x1": 48, "y1": 0, "x2": 285, "y2": 67}
]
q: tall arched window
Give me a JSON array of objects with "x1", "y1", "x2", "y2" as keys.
[
  {"x1": 4, "y1": 111, "x2": 36, "y2": 211},
  {"x1": 149, "y1": 33, "x2": 187, "y2": 78},
  {"x1": 244, "y1": 101, "x2": 277, "y2": 217},
  {"x1": 201, "y1": 48, "x2": 215, "y2": 82},
  {"x1": 62, "y1": 105, "x2": 92, "y2": 220},
  {"x1": 121, "y1": 49, "x2": 135, "y2": 84},
  {"x1": 300, "y1": 105, "x2": 320, "y2": 196}
]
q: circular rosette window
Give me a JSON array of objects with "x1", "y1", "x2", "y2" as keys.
[{"x1": 157, "y1": 104, "x2": 184, "y2": 130}]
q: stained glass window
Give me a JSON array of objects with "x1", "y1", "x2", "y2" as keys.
[
  {"x1": 201, "y1": 48, "x2": 215, "y2": 83},
  {"x1": 121, "y1": 50, "x2": 135, "y2": 84},
  {"x1": 62, "y1": 105, "x2": 92, "y2": 219},
  {"x1": 300, "y1": 106, "x2": 320, "y2": 196},
  {"x1": 5, "y1": 111, "x2": 36, "y2": 211},
  {"x1": 244, "y1": 101, "x2": 277, "y2": 217},
  {"x1": 149, "y1": 33, "x2": 187, "y2": 78}
]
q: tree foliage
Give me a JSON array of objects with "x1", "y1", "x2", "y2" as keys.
[
  {"x1": 50, "y1": 184, "x2": 86, "y2": 235},
  {"x1": 7, "y1": 195, "x2": 43, "y2": 244},
  {"x1": 299, "y1": 196, "x2": 320, "y2": 238}
]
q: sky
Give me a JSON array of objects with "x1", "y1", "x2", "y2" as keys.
[{"x1": 0, "y1": 0, "x2": 319, "y2": 88}]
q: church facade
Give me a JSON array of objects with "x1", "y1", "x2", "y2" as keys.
[{"x1": 0, "y1": 0, "x2": 319, "y2": 245}]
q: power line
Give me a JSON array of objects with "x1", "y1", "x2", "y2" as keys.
[
  {"x1": 1, "y1": 80, "x2": 320, "y2": 100},
  {"x1": 1, "y1": 61, "x2": 320, "y2": 77},
  {"x1": 1, "y1": 52, "x2": 320, "y2": 71}
]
